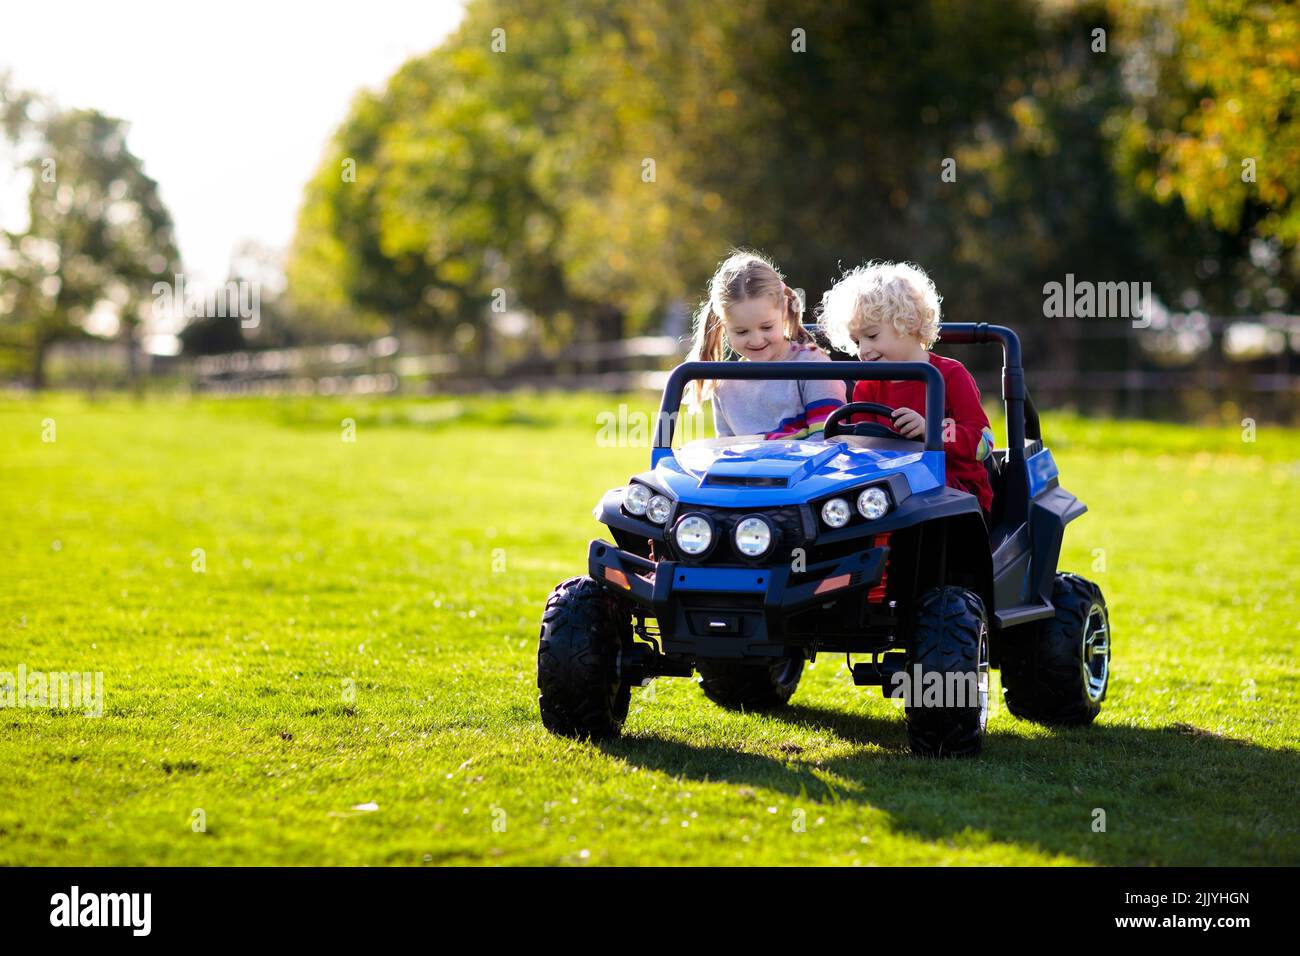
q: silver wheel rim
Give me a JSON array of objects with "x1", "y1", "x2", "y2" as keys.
[{"x1": 1082, "y1": 602, "x2": 1110, "y2": 702}]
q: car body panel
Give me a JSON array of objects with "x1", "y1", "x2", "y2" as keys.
[{"x1": 642, "y1": 437, "x2": 946, "y2": 508}]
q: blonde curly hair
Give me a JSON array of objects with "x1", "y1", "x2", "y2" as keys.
[{"x1": 819, "y1": 261, "x2": 942, "y2": 355}]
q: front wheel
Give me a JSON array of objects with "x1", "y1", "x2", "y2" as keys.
[
  {"x1": 903, "y1": 587, "x2": 989, "y2": 757},
  {"x1": 1001, "y1": 573, "x2": 1110, "y2": 725},
  {"x1": 537, "y1": 576, "x2": 632, "y2": 740},
  {"x1": 697, "y1": 651, "x2": 804, "y2": 711}
]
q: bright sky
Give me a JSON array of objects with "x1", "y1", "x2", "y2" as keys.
[{"x1": 0, "y1": 0, "x2": 465, "y2": 285}]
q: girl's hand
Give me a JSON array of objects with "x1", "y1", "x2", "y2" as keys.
[{"x1": 891, "y1": 407, "x2": 926, "y2": 439}]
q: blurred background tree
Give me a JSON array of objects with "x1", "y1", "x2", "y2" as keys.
[
  {"x1": 0, "y1": 75, "x2": 180, "y2": 389},
  {"x1": 4, "y1": 1, "x2": 1294, "y2": 415},
  {"x1": 289, "y1": 0, "x2": 1300, "y2": 384},
  {"x1": 1111, "y1": 0, "x2": 1300, "y2": 314}
]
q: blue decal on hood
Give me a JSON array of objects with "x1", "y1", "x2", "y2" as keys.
[{"x1": 642, "y1": 438, "x2": 945, "y2": 507}]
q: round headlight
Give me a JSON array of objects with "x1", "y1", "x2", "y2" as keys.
[
  {"x1": 821, "y1": 498, "x2": 851, "y2": 528},
  {"x1": 674, "y1": 514, "x2": 713, "y2": 556},
  {"x1": 624, "y1": 483, "x2": 651, "y2": 516},
  {"x1": 647, "y1": 494, "x2": 672, "y2": 524},
  {"x1": 734, "y1": 516, "x2": 773, "y2": 557},
  {"x1": 857, "y1": 486, "x2": 890, "y2": 520}
]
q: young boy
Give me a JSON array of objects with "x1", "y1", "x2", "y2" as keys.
[{"x1": 819, "y1": 261, "x2": 996, "y2": 517}]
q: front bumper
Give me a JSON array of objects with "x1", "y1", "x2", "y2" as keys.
[{"x1": 587, "y1": 538, "x2": 889, "y2": 660}]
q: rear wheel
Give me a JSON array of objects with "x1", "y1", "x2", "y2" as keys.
[
  {"x1": 537, "y1": 576, "x2": 632, "y2": 740},
  {"x1": 1001, "y1": 572, "x2": 1110, "y2": 725},
  {"x1": 697, "y1": 651, "x2": 804, "y2": 711},
  {"x1": 903, "y1": 587, "x2": 989, "y2": 757}
]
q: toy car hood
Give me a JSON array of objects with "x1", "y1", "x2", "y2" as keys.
[{"x1": 644, "y1": 437, "x2": 946, "y2": 507}]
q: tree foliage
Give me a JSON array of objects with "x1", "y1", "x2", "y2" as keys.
[
  {"x1": 284, "y1": 0, "x2": 1299, "y2": 369},
  {"x1": 0, "y1": 75, "x2": 180, "y2": 387}
]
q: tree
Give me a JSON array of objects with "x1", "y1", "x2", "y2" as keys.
[
  {"x1": 1110, "y1": 0, "x2": 1300, "y2": 314},
  {"x1": 286, "y1": 0, "x2": 1294, "y2": 393},
  {"x1": 287, "y1": 34, "x2": 570, "y2": 365},
  {"x1": 0, "y1": 81, "x2": 179, "y2": 389},
  {"x1": 286, "y1": 0, "x2": 749, "y2": 362},
  {"x1": 1113, "y1": 0, "x2": 1300, "y2": 245}
]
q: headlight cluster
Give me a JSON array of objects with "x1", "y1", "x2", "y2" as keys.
[
  {"x1": 820, "y1": 485, "x2": 891, "y2": 528},
  {"x1": 624, "y1": 483, "x2": 672, "y2": 525},
  {"x1": 671, "y1": 512, "x2": 775, "y2": 560},
  {"x1": 621, "y1": 482, "x2": 784, "y2": 561}
]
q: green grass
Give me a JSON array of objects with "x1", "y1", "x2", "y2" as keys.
[{"x1": 1, "y1": 390, "x2": 1297, "y2": 866}]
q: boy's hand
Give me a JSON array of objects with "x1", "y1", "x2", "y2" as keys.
[{"x1": 891, "y1": 407, "x2": 925, "y2": 439}]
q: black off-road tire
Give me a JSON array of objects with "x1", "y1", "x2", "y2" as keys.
[
  {"x1": 537, "y1": 576, "x2": 632, "y2": 740},
  {"x1": 1001, "y1": 572, "x2": 1109, "y2": 726},
  {"x1": 697, "y1": 652, "x2": 804, "y2": 711},
  {"x1": 904, "y1": 587, "x2": 989, "y2": 758}
]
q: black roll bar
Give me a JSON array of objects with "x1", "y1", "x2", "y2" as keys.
[
  {"x1": 935, "y1": 322, "x2": 1038, "y2": 468},
  {"x1": 655, "y1": 360, "x2": 946, "y2": 452},
  {"x1": 936, "y1": 322, "x2": 1036, "y2": 527}
]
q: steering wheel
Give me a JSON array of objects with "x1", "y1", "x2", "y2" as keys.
[{"x1": 823, "y1": 402, "x2": 915, "y2": 441}]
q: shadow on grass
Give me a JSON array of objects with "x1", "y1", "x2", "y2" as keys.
[{"x1": 599, "y1": 702, "x2": 1300, "y2": 865}]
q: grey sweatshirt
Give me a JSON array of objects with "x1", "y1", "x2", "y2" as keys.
[{"x1": 712, "y1": 344, "x2": 846, "y2": 439}]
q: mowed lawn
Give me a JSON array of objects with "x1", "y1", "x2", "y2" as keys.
[{"x1": 0, "y1": 390, "x2": 1297, "y2": 866}]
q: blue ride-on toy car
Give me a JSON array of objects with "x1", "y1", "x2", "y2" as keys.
[{"x1": 536, "y1": 323, "x2": 1110, "y2": 756}]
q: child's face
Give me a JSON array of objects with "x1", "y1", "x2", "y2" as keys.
[
  {"x1": 722, "y1": 297, "x2": 790, "y2": 361},
  {"x1": 850, "y1": 318, "x2": 924, "y2": 362}
]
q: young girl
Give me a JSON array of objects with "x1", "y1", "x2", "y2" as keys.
[{"x1": 685, "y1": 251, "x2": 845, "y2": 439}]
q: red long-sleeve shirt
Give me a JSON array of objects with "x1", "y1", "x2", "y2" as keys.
[{"x1": 850, "y1": 353, "x2": 996, "y2": 512}]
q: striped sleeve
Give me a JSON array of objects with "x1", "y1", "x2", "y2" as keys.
[{"x1": 765, "y1": 399, "x2": 843, "y2": 441}]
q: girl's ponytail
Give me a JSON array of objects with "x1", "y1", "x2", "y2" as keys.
[
  {"x1": 782, "y1": 283, "x2": 815, "y2": 347},
  {"x1": 685, "y1": 300, "x2": 727, "y2": 410}
]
